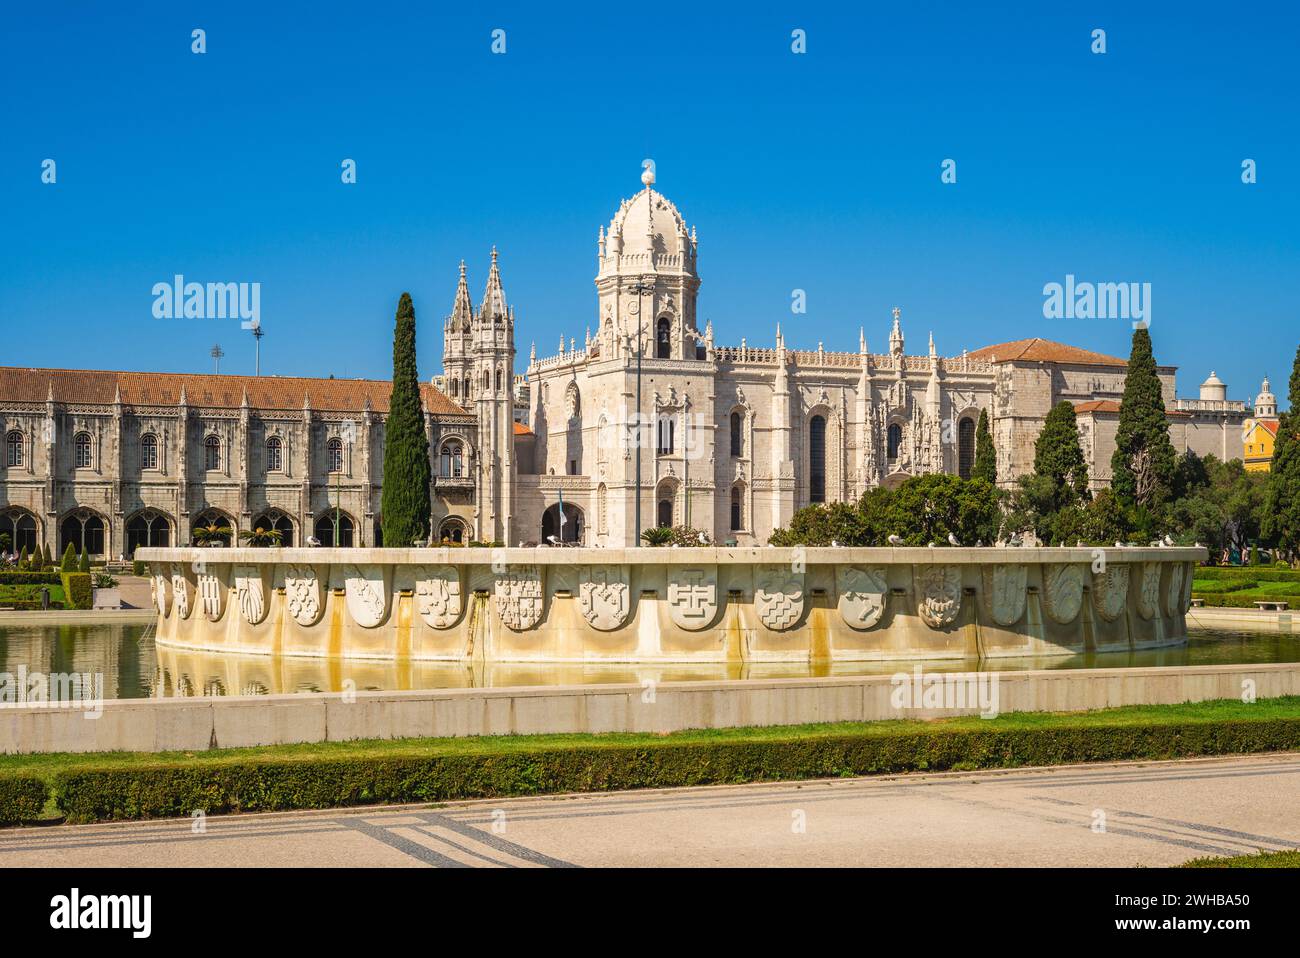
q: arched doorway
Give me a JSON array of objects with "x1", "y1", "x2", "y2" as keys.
[
  {"x1": 250, "y1": 510, "x2": 295, "y2": 547},
  {"x1": 0, "y1": 507, "x2": 39, "y2": 555},
  {"x1": 314, "y1": 512, "x2": 354, "y2": 547},
  {"x1": 191, "y1": 509, "x2": 234, "y2": 547},
  {"x1": 60, "y1": 509, "x2": 106, "y2": 557},
  {"x1": 541, "y1": 502, "x2": 583, "y2": 544},
  {"x1": 126, "y1": 510, "x2": 172, "y2": 555}
]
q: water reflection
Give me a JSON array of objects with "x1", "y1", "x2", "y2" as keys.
[{"x1": 0, "y1": 624, "x2": 1297, "y2": 700}]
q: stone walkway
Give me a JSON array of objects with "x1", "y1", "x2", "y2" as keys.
[{"x1": 2, "y1": 754, "x2": 1297, "y2": 867}]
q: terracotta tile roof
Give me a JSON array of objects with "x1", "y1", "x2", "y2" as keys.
[
  {"x1": 1074, "y1": 398, "x2": 1190, "y2": 419},
  {"x1": 969, "y1": 338, "x2": 1128, "y2": 367},
  {"x1": 513, "y1": 421, "x2": 534, "y2": 436},
  {"x1": 1250, "y1": 419, "x2": 1280, "y2": 436},
  {"x1": 0, "y1": 366, "x2": 465, "y2": 416},
  {"x1": 1073, "y1": 399, "x2": 1121, "y2": 414}
]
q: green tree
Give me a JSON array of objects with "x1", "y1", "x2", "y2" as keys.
[
  {"x1": 882, "y1": 474, "x2": 1000, "y2": 546},
  {"x1": 1111, "y1": 327, "x2": 1177, "y2": 508},
  {"x1": 769, "y1": 501, "x2": 869, "y2": 547},
  {"x1": 1263, "y1": 345, "x2": 1300, "y2": 563},
  {"x1": 972, "y1": 408, "x2": 997, "y2": 485},
  {"x1": 60, "y1": 542, "x2": 78, "y2": 571},
  {"x1": 381, "y1": 292, "x2": 433, "y2": 548},
  {"x1": 1034, "y1": 400, "x2": 1090, "y2": 506},
  {"x1": 77, "y1": 547, "x2": 90, "y2": 572},
  {"x1": 1172, "y1": 448, "x2": 1210, "y2": 501},
  {"x1": 16, "y1": 545, "x2": 28, "y2": 571}
]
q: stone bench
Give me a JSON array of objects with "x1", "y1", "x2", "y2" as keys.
[
  {"x1": 1255, "y1": 600, "x2": 1290, "y2": 612},
  {"x1": 1190, "y1": 598, "x2": 1205, "y2": 608}
]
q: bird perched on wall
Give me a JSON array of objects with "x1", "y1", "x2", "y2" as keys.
[
  {"x1": 1007, "y1": 534, "x2": 1024, "y2": 547},
  {"x1": 887, "y1": 534, "x2": 904, "y2": 546},
  {"x1": 947, "y1": 533, "x2": 960, "y2": 546},
  {"x1": 306, "y1": 536, "x2": 321, "y2": 547},
  {"x1": 1162, "y1": 534, "x2": 1175, "y2": 546},
  {"x1": 1115, "y1": 541, "x2": 1125, "y2": 548}
]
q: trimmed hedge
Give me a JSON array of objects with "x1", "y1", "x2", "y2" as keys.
[
  {"x1": 1192, "y1": 593, "x2": 1295, "y2": 609},
  {"x1": 50, "y1": 718, "x2": 1300, "y2": 824},
  {"x1": 0, "y1": 571, "x2": 62, "y2": 585},
  {"x1": 0, "y1": 777, "x2": 49, "y2": 825},
  {"x1": 60, "y1": 571, "x2": 92, "y2": 610},
  {"x1": 1196, "y1": 566, "x2": 1300, "y2": 583}
]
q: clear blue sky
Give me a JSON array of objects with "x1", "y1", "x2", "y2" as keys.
[{"x1": 2, "y1": 1, "x2": 1296, "y2": 408}]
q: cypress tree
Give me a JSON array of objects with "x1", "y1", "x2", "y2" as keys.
[
  {"x1": 16, "y1": 546, "x2": 28, "y2": 571},
  {"x1": 78, "y1": 547, "x2": 91, "y2": 572},
  {"x1": 60, "y1": 542, "x2": 77, "y2": 571},
  {"x1": 381, "y1": 292, "x2": 432, "y2": 548},
  {"x1": 42, "y1": 542, "x2": 52, "y2": 569},
  {"x1": 1034, "y1": 400, "x2": 1089, "y2": 505},
  {"x1": 1263, "y1": 345, "x2": 1300, "y2": 561},
  {"x1": 1110, "y1": 327, "x2": 1176, "y2": 507},
  {"x1": 972, "y1": 408, "x2": 997, "y2": 484}
]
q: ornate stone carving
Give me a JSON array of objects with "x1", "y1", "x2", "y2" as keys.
[
  {"x1": 495, "y1": 566, "x2": 544, "y2": 631},
  {"x1": 152, "y1": 569, "x2": 172, "y2": 617},
  {"x1": 913, "y1": 565, "x2": 962, "y2": 628},
  {"x1": 415, "y1": 565, "x2": 463, "y2": 630},
  {"x1": 171, "y1": 566, "x2": 193, "y2": 620},
  {"x1": 980, "y1": 563, "x2": 1027, "y2": 626},
  {"x1": 234, "y1": 565, "x2": 268, "y2": 625},
  {"x1": 1165, "y1": 562, "x2": 1187, "y2": 616},
  {"x1": 1137, "y1": 562, "x2": 1161, "y2": 620},
  {"x1": 1041, "y1": 564, "x2": 1085, "y2": 624},
  {"x1": 1091, "y1": 563, "x2": 1130, "y2": 622},
  {"x1": 755, "y1": 565, "x2": 804, "y2": 631},
  {"x1": 198, "y1": 568, "x2": 226, "y2": 621},
  {"x1": 836, "y1": 565, "x2": 888, "y2": 630},
  {"x1": 578, "y1": 565, "x2": 630, "y2": 631},
  {"x1": 284, "y1": 564, "x2": 324, "y2": 627},
  {"x1": 667, "y1": 566, "x2": 718, "y2": 631},
  {"x1": 344, "y1": 564, "x2": 390, "y2": 628}
]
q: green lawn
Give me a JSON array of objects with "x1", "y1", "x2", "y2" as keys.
[{"x1": 1183, "y1": 849, "x2": 1300, "y2": 868}]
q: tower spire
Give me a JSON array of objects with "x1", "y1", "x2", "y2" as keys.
[
  {"x1": 449, "y1": 259, "x2": 473, "y2": 329},
  {"x1": 480, "y1": 246, "x2": 508, "y2": 320}
]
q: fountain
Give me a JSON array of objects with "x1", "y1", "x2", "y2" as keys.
[{"x1": 138, "y1": 545, "x2": 1202, "y2": 665}]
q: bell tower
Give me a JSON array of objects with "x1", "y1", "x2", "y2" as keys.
[{"x1": 472, "y1": 248, "x2": 516, "y2": 544}]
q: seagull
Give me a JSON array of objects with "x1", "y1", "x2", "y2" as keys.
[
  {"x1": 1115, "y1": 541, "x2": 1124, "y2": 549},
  {"x1": 831, "y1": 539, "x2": 840, "y2": 548},
  {"x1": 306, "y1": 536, "x2": 321, "y2": 547},
  {"x1": 947, "y1": 533, "x2": 960, "y2": 546},
  {"x1": 698, "y1": 532, "x2": 708, "y2": 544},
  {"x1": 1162, "y1": 534, "x2": 1175, "y2": 547},
  {"x1": 547, "y1": 535, "x2": 559, "y2": 546},
  {"x1": 1007, "y1": 534, "x2": 1023, "y2": 547},
  {"x1": 976, "y1": 540, "x2": 984, "y2": 547},
  {"x1": 887, "y1": 534, "x2": 904, "y2": 546}
]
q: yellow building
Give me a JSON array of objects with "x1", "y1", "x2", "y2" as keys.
[{"x1": 1243, "y1": 377, "x2": 1280, "y2": 472}]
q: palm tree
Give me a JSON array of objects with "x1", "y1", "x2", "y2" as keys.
[
  {"x1": 192, "y1": 521, "x2": 233, "y2": 547},
  {"x1": 640, "y1": 526, "x2": 674, "y2": 547},
  {"x1": 238, "y1": 526, "x2": 284, "y2": 547}
]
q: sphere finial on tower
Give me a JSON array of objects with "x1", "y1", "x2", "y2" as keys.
[{"x1": 640, "y1": 160, "x2": 655, "y2": 187}]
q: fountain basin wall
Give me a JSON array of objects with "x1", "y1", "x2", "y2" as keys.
[{"x1": 136, "y1": 546, "x2": 1203, "y2": 664}]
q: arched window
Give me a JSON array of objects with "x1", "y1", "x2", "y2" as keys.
[
  {"x1": 140, "y1": 434, "x2": 158, "y2": 470},
  {"x1": 203, "y1": 435, "x2": 221, "y2": 471},
  {"x1": 6, "y1": 431, "x2": 23, "y2": 467},
  {"x1": 437, "y1": 517, "x2": 467, "y2": 544},
  {"x1": 809, "y1": 415, "x2": 826, "y2": 503},
  {"x1": 657, "y1": 415, "x2": 675, "y2": 455},
  {"x1": 958, "y1": 417, "x2": 976, "y2": 480},
  {"x1": 495, "y1": 369, "x2": 503, "y2": 391},
  {"x1": 265, "y1": 436, "x2": 283, "y2": 472},
  {"x1": 730, "y1": 412, "x2": 742, "y2": 457},
  {"x1": 730, "y1": 485, "x2": 743, "y2": 531},
  {"x1": 483, "y1": 369, "x2": 491, "y2": 390},
  {"x1": 314, "y1": 512, "x2": 354, "y2": 548},
  {"x1": 656, "y1": 317, "x2": 672, "y2": 359},
  {"x1": 887, "y1": 423, "x2": 903, "y2": 463},
  {"x1": 440, "y1": 440, "x2": 464, "y2": 478},
  {"x1": 450, "y1": 379, "x2": 458, "y2": 398},
  {"x1": 192, "y1": 509, "x2": 233, "y2": 546},
  {"x1": 74, "y1": 432, "x2": 93, "y2": 469},
  {"x1": 463, "y1": 377, "x2": 470, "y2": 399},
  {"x1": 326, "y1": 437, "x2": 343, "y2": 473}
]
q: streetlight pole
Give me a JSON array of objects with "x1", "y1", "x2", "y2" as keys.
[{"x1": 628, "y1": 279, "x2": 654, "y2": 547}]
